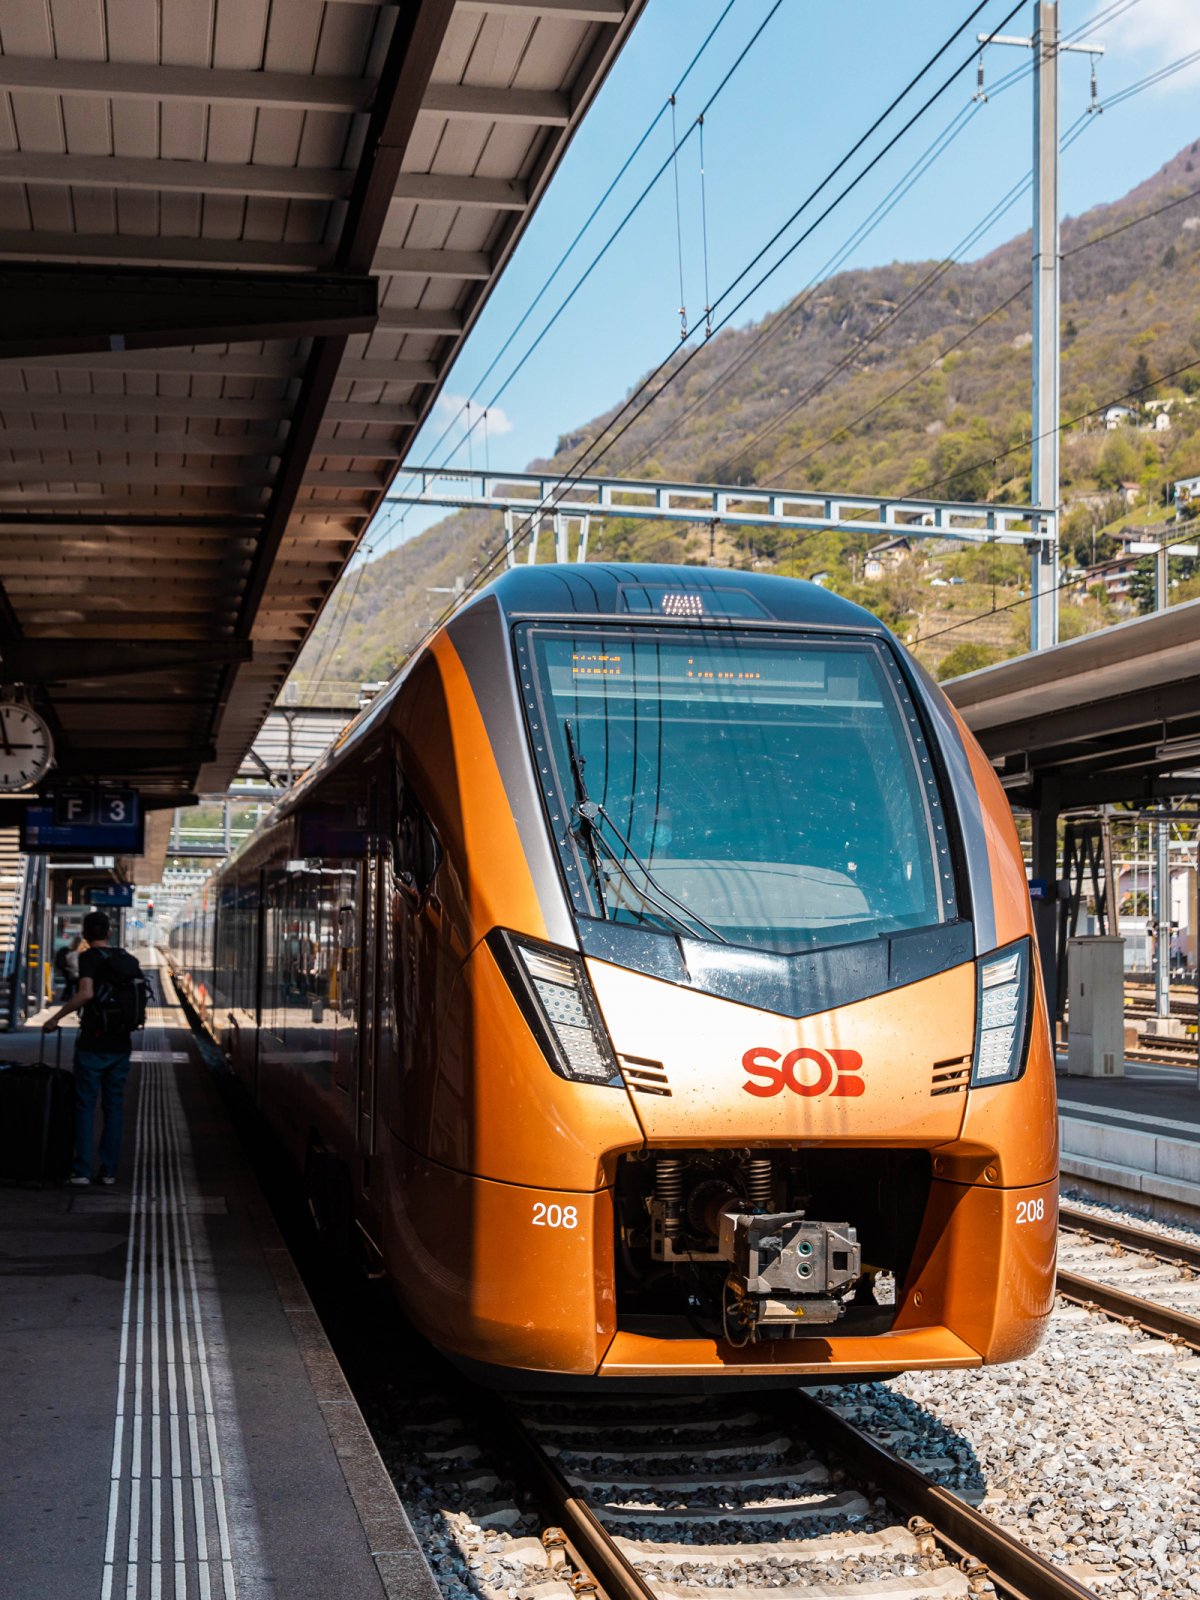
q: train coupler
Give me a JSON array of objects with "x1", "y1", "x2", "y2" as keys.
[{"x1": 721, "y1": 1211, "x2": 861, "y2": 1336}]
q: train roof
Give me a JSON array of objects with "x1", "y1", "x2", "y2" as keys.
[
  {"x1": 261, "y1": 565, "x2": 889, "y2": 831},
  {"x1": 478, "y1": 564, "x2": 885, "y2": 632}
]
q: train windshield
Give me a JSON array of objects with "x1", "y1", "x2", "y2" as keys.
[{"x1": 518, "y1": 625, "x2": 957, "y2": 955}]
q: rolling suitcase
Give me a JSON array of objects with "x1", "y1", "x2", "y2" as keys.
[{"x1": 0, "y1": 1033, "x2": 74, "y2": 1185}]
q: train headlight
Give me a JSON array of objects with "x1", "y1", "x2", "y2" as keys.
[
  {"x1": 492, "y1": 932, "x2": 622, "y2": 1087},
  {"x1": 971, "y1": 939, "x2": 1032, "y2": 1087}
]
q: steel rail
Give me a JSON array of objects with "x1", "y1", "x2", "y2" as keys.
[
  {"x1": 479, "y1": 1394, "x2": 657, "y2": 1600},
  {"x1": 1056, "y1": 1269, "x2": 1200, "y2": 1351},
  {"x1": 792, "y1": 1394, "x2": 1099, "y2": 1600},
  {"x1": 1059, "y1": 1205, "x2": 1200, "y2": 1272},
  {"x1": 482, "y1": 1386, "x2": 1100, "y2": 1600}
]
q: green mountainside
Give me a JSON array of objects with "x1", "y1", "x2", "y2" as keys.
[{"x1": 296, "y1": 136, "x2": 1200, "y2": 689}]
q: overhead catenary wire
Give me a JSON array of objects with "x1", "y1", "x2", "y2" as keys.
[
  {"x1": 315, "y1": 0, "x2": 1158, "y2": 691},
  {"x1": 306, "y1": 0, "x2": 770, "y2": 694},
  {"x1": 910, "y1": 350, "x2": 1200, "y2": 505},
  {"x1": 413, "y1": 0, "x2": 1030, "y2": 633},
  {"x1": 403, "y1": 0, "x2": 790, "y2": 491},
  {"x1": 721, "y1": 151, "x2": 1053, "y2": 478},
  {"x1": 670, "y1": 94, "x2": 688, "y2": 340},
  {"x1": 698, "y1": 114, "x2": 714, "y2": 339},
  {"x1": 307, "y1": 0, "x2": 771, "y2": 697},
  {"x1": 770, "y1": 278, "x2": 1034, "y2": 482},
  {"x1": 763, "y1": 40, "x2": 1200, "y2": 488},
  {"x1": 629, "y1": 0, "x2": 1143, "y2": 480},
  {"x1": 403, "y1": 0, "x2": 1008, "y2": 512},
  {"x1": 913, "y1": 529, "x2": 1194, "y2": 648},
  {"x1": 376, "y1": 0, "x2": 770, "y2": 523},
  {"x1": 626, "y1": 96, "x2": 993, "y2": 474}
]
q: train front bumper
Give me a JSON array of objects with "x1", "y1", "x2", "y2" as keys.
[{"x1": 389, "y1": 1142, "x2": 1057, "y2": 1383}]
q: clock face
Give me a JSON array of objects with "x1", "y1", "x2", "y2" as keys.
[{"x1": 0, "y1": 704, "x2": 55, "y2": 793}]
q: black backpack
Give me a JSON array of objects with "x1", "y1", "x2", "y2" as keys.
[{"x1": 87, "y1": 948, "x2": 150, "y2": 1036}]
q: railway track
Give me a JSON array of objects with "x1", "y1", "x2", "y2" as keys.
[
  {"x1": 1122, "y1": 1044, "x2": 1196, "y2": 1066},
  {"x1": 1057, "y1": 1204, "x2": 1200, "y2": 1352},
  {"x1": 356, "y1": 1215, "x2": 1200, "y2": 1600},
  {"x1": 475, "y1": 1388, "x2": 1103, "y2": 1600}
]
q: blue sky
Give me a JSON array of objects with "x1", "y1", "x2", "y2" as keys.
[{"x1": 369, "y1": 0, "x2": 1200, "y2": 557}]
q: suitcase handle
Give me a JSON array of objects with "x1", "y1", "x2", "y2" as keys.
[{"x1": 37, "y1": 1027, "x2": 65, "y2": 1069}]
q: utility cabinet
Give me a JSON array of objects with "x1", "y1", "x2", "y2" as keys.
[{"x1": 1065, "y1": 936, "x2": 1125, "y2": 1077}]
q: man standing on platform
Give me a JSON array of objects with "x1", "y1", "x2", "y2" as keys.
[{"x1": 43, "y1": 911, "x2": 145, "y2": 1187}]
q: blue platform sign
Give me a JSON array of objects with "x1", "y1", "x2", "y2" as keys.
[
  {"x1": 91, "y1": 884, "x2": 134, "y2": 907},
  {"x1": 22, "y1": 788, "x2": 144, "y2": 854}
]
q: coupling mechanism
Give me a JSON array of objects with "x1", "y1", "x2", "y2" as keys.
[{"x1": 721, "y1": 1211, "x2": 861, "y2": 1337}]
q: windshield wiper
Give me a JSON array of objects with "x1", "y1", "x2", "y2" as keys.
[
  {"x1": 563, "y1": 719, "x2": 610, "y2": 922},
  {"x1": 562, "y1": 720, "x2": 727, "y2": 944}
]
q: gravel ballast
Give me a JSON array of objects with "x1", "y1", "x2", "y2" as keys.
[{"x1": 819, "y1": 1297, "x2": 1200, "y2": 1598}]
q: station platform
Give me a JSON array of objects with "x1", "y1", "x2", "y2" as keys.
[
  {"x1": 0, "y1": 953, "x2": 439, "y2": 1600},
  {"x1": 1056, "y1": 1054, "x2": 1200, "y2": 1220}
]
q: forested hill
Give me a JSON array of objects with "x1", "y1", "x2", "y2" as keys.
[{"x1": 297, "y1": 135, "x2": 1200, "y2": 686}]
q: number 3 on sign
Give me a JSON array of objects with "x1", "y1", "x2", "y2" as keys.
[
  {"x1": 1015, "y1": 1198, "x2": 1046, "y2": 1224},
  {"x1": 532, "y1": 1202, "x2": 578, "y2": 1229}
]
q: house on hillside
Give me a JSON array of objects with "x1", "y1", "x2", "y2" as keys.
[
  {"x1": 1103, "y1": 404, "x2": 1138, "y2": 430},
  {"x1": 863, "y1": 536, "x2": 911, "y2": 580},
  {"x1": 1118, "y1": 481, "x2": 1141, "y2": 508},
  {"x1": 1092, "y1": 555, "x2": 1141, "y2": 606},
  {"x1": 1175, "y1": 475, "x2": 1200, "y2": 514}
]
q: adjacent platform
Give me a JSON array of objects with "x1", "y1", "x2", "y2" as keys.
[
  {"x1": 0, "y1": 953, "x2": 438, "y2": 1600},
  {"x1": 1057, "y1": 1054, "x2": 1200, "y2": 1220}
]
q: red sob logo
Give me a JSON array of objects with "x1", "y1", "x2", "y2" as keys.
[{"x1": 741, "y1": 1046, "x2": 865, "y2": 1098}]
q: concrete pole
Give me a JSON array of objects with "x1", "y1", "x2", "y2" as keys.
[
  {"x1": 1155, "y1": 819, "x2": 1171, "y2": 1024},
  {"x1": 1151, "y1": 534, "x2": 1172, "y2": 1024},
  {"x1": 1030, "y1": 1, "x2": 1060, "y2": 651}
]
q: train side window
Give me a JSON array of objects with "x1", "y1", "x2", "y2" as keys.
[{"x1": 394, "y1": 779, "x2": 441, "y2": 907}]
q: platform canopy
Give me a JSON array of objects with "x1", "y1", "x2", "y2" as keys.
[
  {"x1": 0, "y1": 0, "x2": 644, "y2": 816},
  {"x1": 944, "y1": 598, "x2": 1200, "y2": 810}
]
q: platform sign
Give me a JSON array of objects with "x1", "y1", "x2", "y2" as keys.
[
  {"x1": 53, "y1": 788, "x2": 138, "y2": 830},
  {"x1": 22, "y1": 787, "x2": 144, "y2": 855},
  {"x1": 90, "y1": 884, "x2": 134, "y2": 907}
]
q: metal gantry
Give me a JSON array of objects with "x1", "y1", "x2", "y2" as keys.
[
  {"x1": 387, "y1": 468, "x2": 1053, "y2": 544},
  {"x1": 385, "y1": 466, "x2": 1056, "y2": 579}
]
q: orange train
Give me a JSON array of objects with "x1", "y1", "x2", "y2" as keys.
[{"x1": 168, "y1": 565, "x2": 1058, "y2": 1387}]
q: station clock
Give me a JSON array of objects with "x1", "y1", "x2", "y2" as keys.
[{"x1": 0, "y1": 702, "x2": 55, "y2": 793}]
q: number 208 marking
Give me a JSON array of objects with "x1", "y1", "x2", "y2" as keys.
[
  {"x1": 532, "y1": 1202, "x2": 578, "y2": 1229},
  {"x1": 1015, "y1": 1198, "x2": 1046, "y2": 1224}
]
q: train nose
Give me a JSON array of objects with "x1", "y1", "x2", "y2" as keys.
[{"x1": 585, "y1": 954, "x2": 976, "y2": 1146}]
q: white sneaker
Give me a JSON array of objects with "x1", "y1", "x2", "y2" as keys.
[
  {"x1": 68, "y1": 1174, "x2": 91, "y2": 1186},
  {"x1": 98, "y1": 1174, "x2": 116, "y2": 1186}
]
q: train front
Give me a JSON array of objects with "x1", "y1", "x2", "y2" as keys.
[{"x1": 412, "y1": 567, "x2": 1057, "y2": 1386}]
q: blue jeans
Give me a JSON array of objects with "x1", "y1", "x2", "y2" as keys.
[{"x1": 73, "y1": 1046, "x2": 133, "y2": 1179}]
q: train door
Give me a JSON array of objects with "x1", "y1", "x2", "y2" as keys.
[
  {"x1": 355, "y1": 851, "x2": 385, "y2": 1259},
  {"x1": 252, "y1": 869, "x2": 266, "y2": 1103}
]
